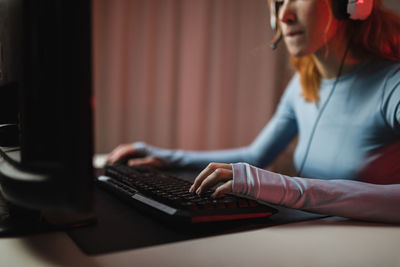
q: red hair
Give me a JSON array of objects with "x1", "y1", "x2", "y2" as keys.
[{"x1": 292, "y1": 0, "x2": 400, "y2": 102}]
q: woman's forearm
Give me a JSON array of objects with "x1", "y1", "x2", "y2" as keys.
[{"x1": 232, "y1": 163, "x2": 400, "y2": 223}]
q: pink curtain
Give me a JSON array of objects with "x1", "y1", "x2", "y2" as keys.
[{"x1": 93, "y1": 0, "x2": 292, "y2": 154}]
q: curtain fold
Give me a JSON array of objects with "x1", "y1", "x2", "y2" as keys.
[{"x1": 93, "y1": 0, "x2": 291, "y2": 153}]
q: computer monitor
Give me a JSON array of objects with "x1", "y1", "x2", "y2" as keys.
[{"x1": 0, "y1": 0, "x2": 95, "y2": 234}]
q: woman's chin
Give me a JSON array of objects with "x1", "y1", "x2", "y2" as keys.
[
  {"x1": 284, "y1": 38, "x2": 310, "y2": 57},
  {"x1": 287, "y1": 49, "x2": 307, "y2": 58},
  {"x1": 285, "y1": 45, "x2": 308, "y2": 58}
]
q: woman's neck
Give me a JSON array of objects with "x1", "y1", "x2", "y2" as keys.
[{"x1": 312, "y1": 37, "x2": 366, "y2": 79}]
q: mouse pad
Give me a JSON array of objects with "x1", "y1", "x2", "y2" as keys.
[{"x1": 67, "y1": 184, "x2": 326, "y2": 255}]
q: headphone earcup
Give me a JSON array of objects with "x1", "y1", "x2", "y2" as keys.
[
  {"x1": 332, "y1": 0, "x2": 351, "y2": 20},
  {"x1": 332, "y1": 0, "x2": 374, "y2": 21}
]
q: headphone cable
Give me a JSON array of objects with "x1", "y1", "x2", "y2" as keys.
[{"x1": 296, "y1": 38, "x2": 354, "y2": 177}]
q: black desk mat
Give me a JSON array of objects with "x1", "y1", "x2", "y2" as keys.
[{"x1": 68, "y1": 171, "x2": 326, "y2": 255}]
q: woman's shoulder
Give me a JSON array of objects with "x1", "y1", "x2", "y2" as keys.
[
  {"x1": 372, "y1": 60, "x2": 400, "y2": 91},
  {"x1": 352, "y1": 59, "x2": 400, "y2": 96},
  {"x1": 363, "y1": 59, "x2": 400, "y2": 78},
  {"x1": 384, "y1": 60, "x2": 400, "y2": 80},
  {"x1": 287, "y1": 73, "x2": 300, "y2": 87},
  {"x1": 283, "y1": 73, "x2": 301, "y2": 96},
  {"x1": 373, "y1": 60, "x2": 400, "y2": 133}
]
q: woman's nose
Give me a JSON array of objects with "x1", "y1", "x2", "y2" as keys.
[{"x1": 279, "y1": 1, "x2": 296, "y2": 25}]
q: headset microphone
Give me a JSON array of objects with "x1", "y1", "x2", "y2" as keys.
[{"x1": 270, "y1": 28, "x2": 282, "y2": 50}]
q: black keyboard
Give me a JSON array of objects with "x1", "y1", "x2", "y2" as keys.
[{"x1": 97, "y1": 163, "x2": 277, "y2": 223}]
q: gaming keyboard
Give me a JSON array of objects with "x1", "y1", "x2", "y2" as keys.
[{"x1": 97, "y1": 163, "x2": 277, "y2": 223}]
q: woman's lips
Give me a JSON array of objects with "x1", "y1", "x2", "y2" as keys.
[{"x1": 286, "y1": 31, "x2": 304, "y2": 37}]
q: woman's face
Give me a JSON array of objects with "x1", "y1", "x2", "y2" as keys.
[{"x1": 276, "y1": 0, "x2": 339, "y2": 57}]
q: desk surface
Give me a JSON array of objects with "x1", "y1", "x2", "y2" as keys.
[
  {"x1": 1, "y1": 156, "x2": 399, "y2": 266},
  {"x1": 1, "y1": 217, "x2": 399, "y2": 267}
]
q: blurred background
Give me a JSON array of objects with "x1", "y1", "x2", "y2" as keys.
[{"x1": 92, "y1": 0, "x2": 400, "y2": 171}]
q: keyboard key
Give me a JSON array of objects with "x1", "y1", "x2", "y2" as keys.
[{"x1": 238, "y1": 199, "x2": 249, "y2": 208}]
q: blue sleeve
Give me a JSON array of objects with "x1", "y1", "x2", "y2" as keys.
[
  {"x1": 245, "y1": 75, "x2": 299, "y2": 167},
  {"x1": 381, "y1": 65, "x2": 400, "y2": 134},
  {"x1": 136, "y1": 75, "x2": 300, "y2": 169}
]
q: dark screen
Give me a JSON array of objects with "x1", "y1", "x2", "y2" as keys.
[{"x1": 0, "y1": 0, "x2": 94, "y2": 214}]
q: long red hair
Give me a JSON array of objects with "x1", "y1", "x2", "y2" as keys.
[{"x1": 291, "y1": 0, "x2": 400, "y2": 102}]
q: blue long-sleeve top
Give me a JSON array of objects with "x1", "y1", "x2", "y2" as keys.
[
  {"x1": 136, "y1": 59, "x2": 400, "y2": 178},
  {"x1": 134, "y1": 59, "x2": 400, "y2": 222}
]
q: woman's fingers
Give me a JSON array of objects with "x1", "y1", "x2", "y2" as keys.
[
  {"x1": 106, "y1": 144, "x2": 165, "y2": 168},
  {"x1": 189, "y1": 162, "x2": 227, "y2": 192},
  {"x1": 195, "y1": 167, "x2": 232, "y2": 194},
  {"x1": 128, "y1": 156, "x2": 164, "y2": 168},
  {"x1": 189, "y1": 162, "x2": 233, "y2": 194},
  {"x1": 211, "y1": 180, "x2": 233, "y2": 198},
  {"x1": 107, "y1": 144, "x2": 136, "y2": 163}
]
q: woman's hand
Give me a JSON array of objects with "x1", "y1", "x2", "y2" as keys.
[
  {"x1": 106, "y1": 143, "x2": 164, "y2": 167},
  {"x1": 189, "y1": 162, "x2": 233, "y2": 198}
]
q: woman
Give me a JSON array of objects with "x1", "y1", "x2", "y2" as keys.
[{"x1": 107, "y1": 0, "x2": 400, "y2": 223}]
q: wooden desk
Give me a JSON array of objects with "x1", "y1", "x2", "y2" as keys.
[{"x1": 0, "y1": 217, "x2": 399, "y2": 267}]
